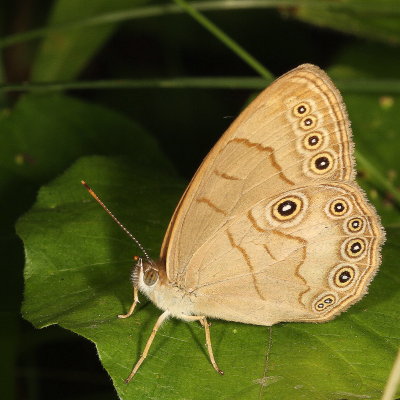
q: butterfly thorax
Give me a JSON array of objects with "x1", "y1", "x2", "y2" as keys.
[{"x1": 133, "y1": 257, "x2": 197, "y2": 319}]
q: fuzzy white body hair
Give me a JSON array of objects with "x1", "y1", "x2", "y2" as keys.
[{"x1": 137, "y1": 269, "x2": 196, "y2": 320}]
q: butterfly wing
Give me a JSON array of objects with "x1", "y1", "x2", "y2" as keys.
[
  {"x1": 161, "y1": 64, "x2": 384, "y2": 324},
  {"x1": 183, "y1": 182, "x2": 384, "y2": 324}
]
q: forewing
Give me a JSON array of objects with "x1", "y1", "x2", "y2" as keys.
[{"x1": 162, "y1": 64, "x2": 355, "y2": 285}]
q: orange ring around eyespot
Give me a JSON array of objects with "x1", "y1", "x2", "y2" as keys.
[
  {"x1": 299, "y1": 115, "x2": 317, "y2": 131},
  {"x1": 346, "y1": 217, "x2": 364, "y2": 233},
  {"x1": 344, "y1": 238, "x2": 366, "y2": 259},
  {"x1": 334, "y1": 266, "x2": 356, "y2": 288},
  {"x1": 303, "y1": 132, "x2": 323, "y2": 150},
  {"x1": 293, "y1": 102, "x2": 311, "y2": 118},
  {"x1": 309, "y1": 152, "x2": 335, "y2": 175},
  {"x1": 328, "y1": 198, "x2": 350, "y2": 217},
  {"x1": 313, "y1": 293, "x2": 336, "y2": 312},
  {"x1": 271, "y1": 196, "x2": 303, "y2": 222}
]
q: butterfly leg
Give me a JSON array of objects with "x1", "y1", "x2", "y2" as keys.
[
  {"x1": 125, "y1": 310, "x2": 170, "y2": 383},
  {"x1": 118, "y1": 286, "x2": 139, "y2": 319},
  {"x1": 182, "y1": 315, "x2": 224, "y2": 375}
]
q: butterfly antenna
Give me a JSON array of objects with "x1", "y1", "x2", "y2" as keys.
[{"x1": 81, "y1": 180, "x2": 152, "y2": 263}]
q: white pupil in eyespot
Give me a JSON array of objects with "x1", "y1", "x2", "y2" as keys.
[
  {"x1": 334, "y1": 203, "x2": 344, "y2": 212},
  {"x1": 276, "y1": 199, "x2": 298, "y2": 217},
  {"x1": 340, "y1": 272, "x2": 351, "y2": 282},
  {"x1": 282, "y1": 204, "x2": 292, "y2": 212}
]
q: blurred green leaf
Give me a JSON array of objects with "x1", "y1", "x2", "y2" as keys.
[
  {"x1": 5, "y1": 76, "x2": 400, "y2": 93},
  {"x1": 322, "y1": 54, "x2": 400, "y2": 225},
  {"x1": 0, "y1": 93, "x2": 170, "y2": 185},
  {"x1": 31, "y1": 0, "x2": 150, "y2": 81},
  {"x1": 292, "y1": 0, "x2": 400, "y2": 45},
  {"x1": 330, "y1": 41, "x2": 400, "y2": 80},
  {"x1": 19, "y1": 155, "x2": 399, "y2": 399},
  {"x1": 344, "y1": 92, "x2": 400, "y2": 225},
  {"x1": 3, "y1": 0, "x2": 400, "y2": 62}
]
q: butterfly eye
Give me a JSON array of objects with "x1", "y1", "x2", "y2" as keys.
[
  {"x1": 329, "y1": 263, "x2": 358, "y2": 291},
  {"x1": 314, "y1": 293, "x2": 336, "y2": 312},
  {"x1": 309, "y1": 151, "x2": 335, "y2": 174},
  {"x1": 342, "y1": 238, "x2": 367, "y2": 260},
  {"x1": 293, "y1": 102, "x2": 311, "y2": 117},
  {"x1": 143, "y1": 269, "x2": 159, "y2": 286},
  {"x1": 271, "y1": 196, "x2": 303, "y2": 221},
  {"x1": 346, "y1": 217, "x2": 364, "y2": 233},
  {"x1": 300, "y1": 115, "x2": 317, "y2": 131},
  {"x1": 303, "y1": 132, "x2": 323, "y2": 150},
  {"x1": 327, "y1": 198, "x2": 351, "y2": 218}
]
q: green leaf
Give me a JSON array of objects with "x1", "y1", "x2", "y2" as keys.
[
  {"x1": 31, "y1": 0, "x2": 150, "y2": 81},
  {"x1": 0, "y1": 93, "x2": 171, "y2": 399},
  {"x1": 19, "y1": 155, "x2": 400, "y2": 399}
]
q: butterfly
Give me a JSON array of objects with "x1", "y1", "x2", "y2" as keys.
[{"x1": 83, "y1": 63, "x2": 385, "y2": 383}]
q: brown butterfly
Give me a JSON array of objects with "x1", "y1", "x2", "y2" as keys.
[{"x1": 83, "y1": 64, "x2": 384, "y2": 383}]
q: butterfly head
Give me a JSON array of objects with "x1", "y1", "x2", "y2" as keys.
[{"x1": 132, "y1": 256, "x2": 167, "y2": 293}]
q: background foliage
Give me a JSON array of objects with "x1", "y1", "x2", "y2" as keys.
[{"x1": 1, "y1": 0, "x2": 400, "y2": 399}]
